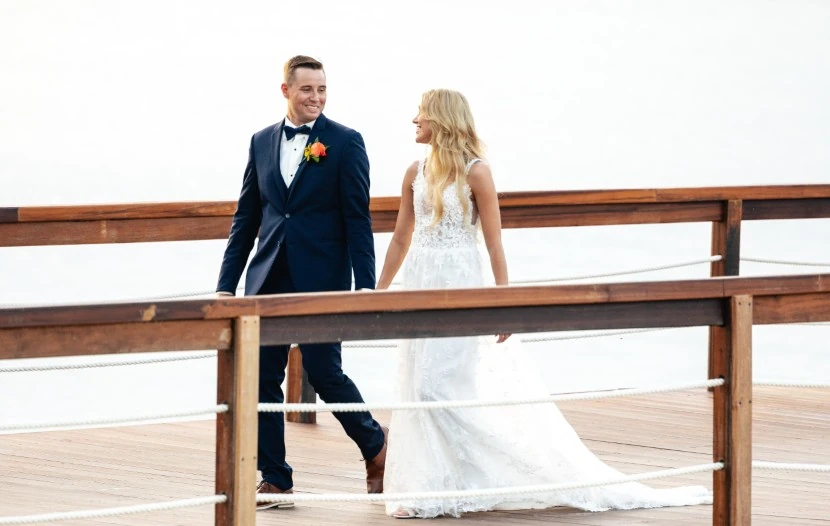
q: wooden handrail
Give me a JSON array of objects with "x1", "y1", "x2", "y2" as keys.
[
  {"x1": 2, "y1": 184, "x2": 829, "y2": 223},
  {"x1": 0, "y1": 274, "x2": 827, "y2": 330},
  {"x1": 1, "y1": 185, "x2": 829, "y2": 247}
]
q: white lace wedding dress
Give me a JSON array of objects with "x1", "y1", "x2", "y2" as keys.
[{"x1": 383, "y1": 159, "x2": 712, "y2": 518}]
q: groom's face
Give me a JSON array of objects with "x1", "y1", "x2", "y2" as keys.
[{"x1": 282, "y1": 67, "x2": 327, "y2": 125}]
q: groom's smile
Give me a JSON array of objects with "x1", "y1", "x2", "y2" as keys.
[{"x1": 282, "y1": 67, "x2": 327, "y2": 125}]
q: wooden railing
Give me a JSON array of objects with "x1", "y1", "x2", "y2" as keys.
[
  {"x1": 1, "y1": 274, "x2": 829, "y2": 525},
  {"x1": 2, "y1": 184, "x2": 830, "y2": 424}
]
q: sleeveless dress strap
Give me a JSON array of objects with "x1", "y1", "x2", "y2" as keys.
[{"x1": 465, "y1": 158, "x2": 482, "y2": 173}]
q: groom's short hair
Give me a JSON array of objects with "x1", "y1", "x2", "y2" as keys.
[{"x1": 284, "y1": 55, "x2": 325, "y2": 84}]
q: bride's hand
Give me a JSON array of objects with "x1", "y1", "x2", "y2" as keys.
[{"x1": 496, "y1": 333, "x2": 511, "y2": 344}]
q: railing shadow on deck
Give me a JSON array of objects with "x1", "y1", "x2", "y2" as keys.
[{"x1": 1, "y1": 273, "x2": 829, "y2": 525}]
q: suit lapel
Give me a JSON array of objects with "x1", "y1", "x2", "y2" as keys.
[
  {"x1": 287, "y1": 114, "x2": 328, "y2": 202},
  {"x1": 270, "y1": 121, "x2": 289, "y2": 199}
]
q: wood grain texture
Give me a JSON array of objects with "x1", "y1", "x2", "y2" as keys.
[
  {"x1": 4, "y1": 188, "x2": 829, "y2": 246},
  {"x1": 214, "y1": 344, "x2": 233, "y2": 525},
  {"x1": 0, "y1": 320, "x2": 232, "y2": 360},
  {"x1": 1, "y1": 275, "x2": 828, "y2": 329},
  {"x1": 708, "y1": 200, "x2": 742, "y2": 383},
  {"x1": 286, "y1": 346, "x2": 316, "y2": 424},
  {"x1": 711, "y1": 318, "x2": 730, "y2": 524},
  {"x1": 9, "y1": 185, "x2": 829, "y2": 221},
  {"x1": 753, "y1": 292, "x2": 830, "y2": 324},
  {"x1": 0, "y1": 217, "x2": 233, "y2": 246},
  {"x1": 229, "y1": 316, "x2": 260, "y2": 526},
  {"x1": 728, "y1": 296, "x2": 753, "y2": 526},
  {"x1": 260, "y1": 299, "x2": 724, "y2": 346},
  {"x1": 743, "y1": 198, "x2": 830, "y2": 220},
  {"x1": 0, "y1": 207, "x2": 18, "y2": 223},
  {"x1": 1, "y1": 387, "x2": 828, "y2": 525},
  {"x1": 499, "y1": 202, "x2": 723, "y2": 228},
  {"x1": 712, "y1": 296, "x2": 754, "y2": 526},
  {"x1": 17, "y1": 202, "x2": 236, "y2": 222},
  {"x1": 655, "y1": 185, "x2": 830, "y2": 202}
]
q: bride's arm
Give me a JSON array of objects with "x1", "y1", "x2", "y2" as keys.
[
  {"x1": 467, "y1": 163, "x2": 508, "y2": 287},
  {"x1": 376, "y1": 162, "x2": 418, "y2": 290}
]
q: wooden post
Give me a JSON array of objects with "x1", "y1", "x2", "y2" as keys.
[
  {"x1": 712, "y1": 295, "x2": 753, "y2": 526},
  {"x1": 286, "y1": 345, "x2": 317, "y2": 424},
  {"x1": 709, "y1": 200, "x2": 743, "y2": 386},
  {"x1": 215, "y1": 316, "x2": 260, "y2": 526}
]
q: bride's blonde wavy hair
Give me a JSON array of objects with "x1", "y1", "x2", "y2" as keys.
[{"x1": 420, "y1": 89, "x2": 486, "y2": 226}]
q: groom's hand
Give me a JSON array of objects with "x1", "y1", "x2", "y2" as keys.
[{"x1": 496, "y1": 333, "x2": 511, "y2": 344}]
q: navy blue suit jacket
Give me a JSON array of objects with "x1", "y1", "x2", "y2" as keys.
[{"x1": 216, "y1": 114, "x2": 376, "y2": 295}]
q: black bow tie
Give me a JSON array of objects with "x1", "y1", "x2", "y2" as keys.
[{"x1": 283, "y1": 124, "x2": 311, "y2": 141}]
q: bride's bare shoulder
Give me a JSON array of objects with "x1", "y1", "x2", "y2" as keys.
[{"x1": 403, "y1": 160, "x2": 420, "y2": 184}]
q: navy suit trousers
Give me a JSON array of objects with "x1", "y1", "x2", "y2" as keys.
[{"x1": 256, "y1": 249, "x2": 385, "y2": 489}]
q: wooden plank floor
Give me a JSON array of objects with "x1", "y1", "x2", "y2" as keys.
[{"x1": 1, "y1": 386, "x2": 827, "y2": 525}]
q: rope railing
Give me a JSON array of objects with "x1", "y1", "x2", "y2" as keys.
[
  {"x1": 743, "y1": 256, "x2": 830, "y2": 268},
  {"x1": 5, "y1": 377, "x2": 826, "y2": 434},
  {"x1": 260, "y1": 379, "x2": 726, "y2": 413},
  {"x1": 341, "y1": 327, "x2": 677, "y2": 349},
  {"x1": 510, "y1": 255, "x2": 721, "y2": 284},
  {"x1": 0, "y1": 495, "x2": 226, "y2": 525},
  {"x1": 8, "y1": 318, "x2": 830, "y2": 374},
  {"x1": 0, "y1": 462, "x2": 821, "y2": 523},
  {"x1": 753, "y1": 380, "x2": 830, "y2": 388},
  {"x1": 0, "y1": 351, "x2": 218, "y2": 373},
  {"x1": 256, "y1": 462, "x2": 724, "y2": 504},
  {"x1": 3, "y1": 253, "x2": 830, "y2": 309},
  {"x1": 752, "y1": 461, "x2": 830, "y2": 473},
  {"x1": 0, "y1": 405, "x2": 228, "y2": 433},
  {"x1": 0, "y1": 255, "x2": 722, "y2": 308},
  {"x1": 0, "y1": 328, "x2": 683, "y2": 373},
  {"x1": 251, "y1": 461, "x2": 830, "y2": 505}
]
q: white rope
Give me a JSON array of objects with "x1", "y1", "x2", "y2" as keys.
[
  {"x1": 520, "y1": 327, "x2": 674, "y2": 343},
  {"x1": 0, "y1": 495, "x2": 226, "y2": 525},
  {"x1": 7, "y1": 253, "x2": 830, "y2": 309},
  {"x1": 2, "y1": 320, "x2": 824, "y2": 372},
  {"x1": 753, "y1": 461, "x2": 830, "y2": 473},
  {"x1": 0, "y1": 405, "x2": 228, "y2": 433},
  {"x1": 754, "y1": 380, "x2": 830, "y2": 388},
  {"x1": 342, "y1": 328, "x2": 679, "y2": 349},
  {"x1": 342, "y1": 342, "x2": 398, "y2": 349},
  {"x1": 742, "y1": 256, "x2": 830, "y2": 268},
  {"x1": 0, "y1": 329, "x2": 685, "y2": 373},
  {"x1": 510, "y1": 255, "x2": 722, "y2": 284},
  {"x1": 0, "y1": 286, "x2": 248, "y2": 309},
  {"x1": 261, "y1": 379, "x2": 725, "y2": 413},
  {"x1": 258, "y1": 462, "x2": 723, "y2": 503},
  {"x1": 0, "y1": 352, "x2": 218, "y2": 373}
]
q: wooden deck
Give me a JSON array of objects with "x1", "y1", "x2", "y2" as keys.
[{"x1": 1, "y1": 386, "x2": 827, "y2": 525}]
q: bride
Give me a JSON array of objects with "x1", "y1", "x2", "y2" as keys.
[{"x1": 375, "y1": 89, "x2": 713, "y2": 519}]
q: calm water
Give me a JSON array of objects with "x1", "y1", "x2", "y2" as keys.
[{"x1": 1, "y1": 1, "x2": 829, "y2": 430}]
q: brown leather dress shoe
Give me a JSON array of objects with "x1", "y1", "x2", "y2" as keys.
[
  {"x1": 256, "y1": 480, "x2": 294, "y2": 511},
  {"x1": 365, "y1": 425, "x2": 389, "y2": 494}
]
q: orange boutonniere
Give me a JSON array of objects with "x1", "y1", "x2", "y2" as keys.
[{"x1": 304, "y1": 138, "x2": 328, "y2": 162}]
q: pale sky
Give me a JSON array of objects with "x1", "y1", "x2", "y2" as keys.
[{"x1": 2, "y1": 0, "x2": 829, "y2": 207}]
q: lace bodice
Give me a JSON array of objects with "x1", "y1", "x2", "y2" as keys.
[{"x1": 410, "y1": 159, "x2": 480, "y2": 250}]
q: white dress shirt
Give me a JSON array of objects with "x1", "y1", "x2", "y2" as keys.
[{"x1": 279, "y1": 118, "x2": 316, "y2": 188}]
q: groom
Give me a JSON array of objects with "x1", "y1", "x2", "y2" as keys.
[{"x1": 216, "y1": 55, "x2": 388, "y2": 509}]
